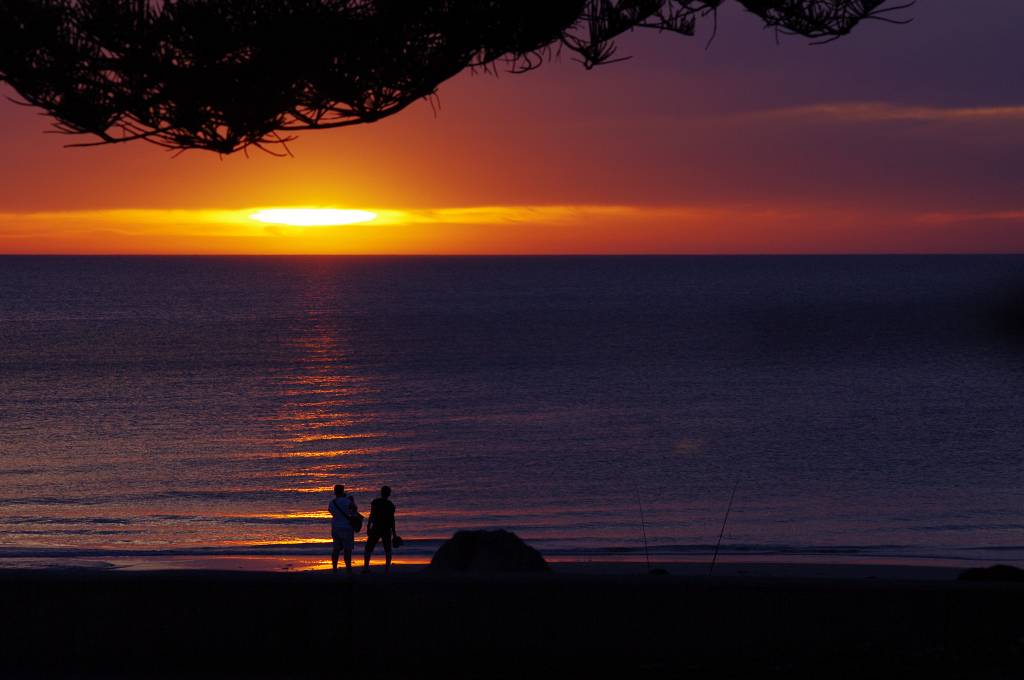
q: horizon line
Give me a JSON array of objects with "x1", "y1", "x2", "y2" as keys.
[{"x1": 2, "y1": 252, "x2": 1022, "y2": 258}]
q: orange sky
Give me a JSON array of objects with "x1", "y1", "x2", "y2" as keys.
[{"x1": 2, "y1": 3, "x2": 1023, "y2": 254}]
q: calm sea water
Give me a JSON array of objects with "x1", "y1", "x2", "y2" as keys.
[{"x1": 1, "y1": 255, "x2": 1022, "y2": 567}]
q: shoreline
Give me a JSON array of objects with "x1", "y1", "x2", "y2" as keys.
[{"x1": 0, "y1": 552, "x2": 998, "y2": 579}]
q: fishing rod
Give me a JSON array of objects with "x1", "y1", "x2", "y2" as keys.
[
  {"x1": 634, "y1": 482, "x2": 652, "y2": 573},
  {"x1": 708, "y1": 479, "x2": 739, "y2": 577}
]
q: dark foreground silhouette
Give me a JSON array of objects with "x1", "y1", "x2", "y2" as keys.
[
  {"x1": 428, "y1": 529, "x2": 550, "y2": 573},
  {"x1": 0, "y1": 1, "x2": 912, "y2": 153},
  {"x1": 2, "y1": 562, "x2": 1022, "y2": 679},
  {"x1": 959, "y1": 563, "x2": 1024, "y2": 583}
]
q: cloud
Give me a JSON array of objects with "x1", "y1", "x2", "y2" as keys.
[
  {"x1": 753, "y1": 102, "x2": 1024, "y2": 123},
  {"x1": 0, "y1": 208, "x2": 251, "y2": 227},
  {"x1": 369, "y1": 204, "x2": 798, "y2": 226},
  {"x1": 0, "y1": 203, "x2": 795, "y2": 232},
  {"x1": 0, "y1": 202, "x2": 818, "y2": 254},
  {"x1": 914, "y1": 210, "x2": 1024, "y2": 225},
  {"x1": 5, "y1": 202, "x2": 1018, "y2": 255}
]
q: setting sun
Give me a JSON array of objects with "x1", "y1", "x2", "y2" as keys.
[{"x1": 249, "y1": 208, "x2": 377, "y2": 227}]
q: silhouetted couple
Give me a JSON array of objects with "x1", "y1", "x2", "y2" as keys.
[{"x1": 329, "y1": 484, "x2": 398, "y2": 576}]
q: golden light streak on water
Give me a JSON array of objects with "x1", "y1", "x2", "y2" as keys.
[
  {"x1": 273, "y1": 486, "x2": 338, "y2": 494},
  {"x1": 290, "y1": 433, "x2": 383, "y2": 443},
  {"x1": 284, "y1": 449, "x2": 370, "y2": 458}
]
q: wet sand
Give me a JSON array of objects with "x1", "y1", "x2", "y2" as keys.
[{"x1": 2, "y1": 563, "x2": 1022, "y2": 679}]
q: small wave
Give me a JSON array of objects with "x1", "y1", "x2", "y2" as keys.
[
  {"x1": 912, "y1": 524, "x2": 1024, "y2": 532},
  {"x1": 598, "y1": 543, "x2": 897, "y2": 556},
  {"x1": 2, "y1": 540, "x2": 1021, "y2": 563},
  {"x1": 6, "y1": 529, "x2": 144, "y2": 536},
  {"x1": 0, "y1": 544, "x2": 424, "y2": 559},
  {"x1": 2, "y1": 516, "x2": 133, "y2": 525},
  {"x1": 0, "y1": 496, "x2": 114, "y2": 506}
]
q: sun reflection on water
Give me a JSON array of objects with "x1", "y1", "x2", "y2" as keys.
[
  {"x1": 282, "y1": 447, "x2": 398, "y2": 459},
  {"x1": 273, "y1": 486, "x2": 338, "y2": 494},
  {"x1": 248, "y1": 511, "x2": 330, "y2": 520},
  {"x1": 253, "y1": 279, "x2": 392, "y2": 552},
  {"x1": 290, "y1": 432, "x2": 383, "y2": 443}
]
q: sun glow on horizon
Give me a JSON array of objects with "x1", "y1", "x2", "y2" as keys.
[
  {"x1": 249, "y1": 208, "x2": 377, "y2": 227},
  {"x1": 4, "y1": 202, "x2": 1024, "y2": 254}
]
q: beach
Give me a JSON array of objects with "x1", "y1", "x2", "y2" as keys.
[{"x1": 3, "y1": 562, "x2": 1022, "y2": 679}]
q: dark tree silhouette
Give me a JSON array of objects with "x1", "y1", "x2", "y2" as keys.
[{"x1": 0, "y1": 1, "x2": 912, "y2": 154}]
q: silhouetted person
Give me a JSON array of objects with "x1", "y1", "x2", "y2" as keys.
[
  {"x1": 329, "y1": 484, "x2": 357, "y2": 576},
  {"x1": 363, "y1": 486, "x2": 397, "y2": 574}
]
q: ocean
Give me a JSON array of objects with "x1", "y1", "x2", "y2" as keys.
[{"x1": 1, "y1": 255, "x2": 1022, "y2": 568}]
